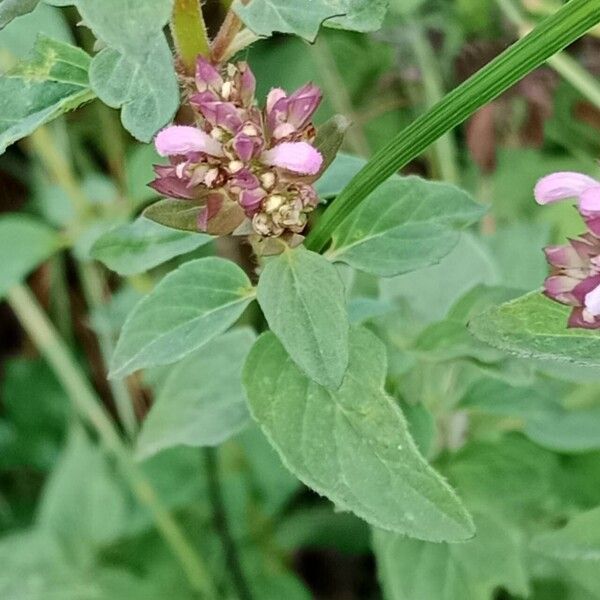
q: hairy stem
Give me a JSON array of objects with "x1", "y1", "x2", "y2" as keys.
[
  {"x1": 305, "y1": 0, "x2": 600, "y2": 252},
  {"x1": 171, "y1": 0, "x2": 211, "y2": 73},
  {"x1": 205, "y1": 447, "x2": 253, "y2": 600},
  {"x1": 211, "y1": 9, "x2": 243, "y2": 63},
  {"x1": 7, "y1": 284, "x2": 218, "y2": 597}
]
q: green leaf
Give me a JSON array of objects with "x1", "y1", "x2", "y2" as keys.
[
  {"x1": 0, "y1": 529, "x2": 168, "y2": 600},
  {"x1": 306, "y1": 0, "x2": 600, "y2": 251},
  {"x1": 90, "y1": 216, "x2": 212, "y2": 276},
  {"x1": 74, "y1": 0, "x2": 172, "y2": 56},
  {"x1": 0, "y1": 0, "x2": 39, "y2": 29},
  {"x1": 532, "y1": 507, "x2": 600, "y2": 561},
  {"x1": 525, "y1": 407, "x2": 600, "y2": 454},
  {"x1": 0, "y1": 35, "x2": 94, "y2": 153},
  {"x1": 37, "y1": 426, "x2": 129, "y2": 564},
  {"x1": 316, "y1": 153, "x2": 368, "y2": 199},
  {"x1": 0, "y1": 214, "x2": 60, "y2": 297},
  {"x1": 110, "y1": 257, "x2": 255, "y2": 378},
  {"x1": 328, "y1": 178, "x2": 484, "y2": 277},
  {"x1": 469, "y1": 292, "x2": 600, "y2": 367},
  {"x1": 143, "y1": 198, "x2": 205, "y2": 232},
  {"x1": 233, "y1": 0, "x2": 389, "y2": 42},
  {"x1": 136, "y1": 329, "x2": 255, "y2": 460},
  {"x1": 374, "y1": 512, "x2": 529, "y2": 600},
  {"x1": 257, "y1": 246, "x2": 349, "y2": 389},
  {"x1": 243, "y1": 326, "x2": 474, "y2": 541},
  {"x1": 89, "y1": 39, "x2": 178, "y2": 142},
  {"x1": 76, "y1": 0, "x2": 178, "y2": 141}
]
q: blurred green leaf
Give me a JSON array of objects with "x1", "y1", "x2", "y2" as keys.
[
  {"x1": 0, "y1": 214, "x2": 60, "y2": 297},
  {"x1": 0, "y1": 529, "x2": 166, "y2": 600},
  {"x1": 0, "y1": 0, "x2": 39, "y2": 30},
  {"x1": 0, "y1": 35, "x2": 94, "y2": 153},
  {"x1": 328, "y1": 178, "x2": 484, "y2": 277},
  {"x1": 91, "y1": 217, "x2": 212, "y2": 276},
  {"x1": 0, "y1": 3, "x2": 72, "y2": 70},
  {"x1": 0, "y1": 358, "x2": 67, "y2": 470},
  {"x1": 257, "y1": 246, "x2": 349, "y2": 389},
  {"x1": 469, "y1": 292, "x2": 600, "y2": 367},
  {"x1": 533, "y1": 507, "x2": 600, "y2": 561},
  {"x1": 37, "y1": 427, "x2": 129, "y2": 564},
  {"x1": 233, "y1": 0, "x2": 389, "y2": 41},
  {"x1": 381, "y1": 233, "x2": 499, "y2": 323},
  {"x1": 136, "y1": 329, "x2": 255, "y2": 459},
  {"x1": 316, "y1": 153, "x2": 368, "y2": 199},
  {"x1": 143, "y1": 198, "x2": 206, "y2": 233},
  {"x1": 110, "y1": 257, "x2": 255, "y2": 378},
  {"x1": 275, "y1": 506, "x2": 371, "y2": 554},
  {"x1": 374, "y1": 511, "x2": 529, "y2": 600},
  {"x1": 243, "y1": 327, "x2": 474, "y2": 541}
]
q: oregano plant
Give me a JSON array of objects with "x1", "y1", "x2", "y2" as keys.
[{"x1": 1, "y1": 0, "x2": 600, "y2": 598}]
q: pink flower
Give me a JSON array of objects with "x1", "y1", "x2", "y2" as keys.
[
  {"x1": 155, "y1": 126, "x2": 223, "y2": 158},
  {"x1": 150, "y1": 59, "x2": 329, "y2": 239},
  {"x1": 262, "y1": 142, "x2": 323, "y2": 175},
  {"x1": 535, "y1": 171, "x2": 600, "y2": 235}
]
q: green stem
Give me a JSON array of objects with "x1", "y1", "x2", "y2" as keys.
[
  {"x1": 171, "y1": 0, "x2": 211, "y2": 72},
  {"x1": 409, "y1": 22, "x2": 460, "y2": 184},
  {"x1": 77, "y1": 262, "x2": 138, "y2": 439},
  {"x1": 497, "y1": 0, "x2": 600, "y2": 108},
  {"x1": 7, "y1": 284, "x2": 218, "y2": 598},
  {"x1": 305, "y1": 0, "x2": 600, "y2": 252},
  {"x1": 205, "y1": 448, "x2": 253, "y2": 600}
]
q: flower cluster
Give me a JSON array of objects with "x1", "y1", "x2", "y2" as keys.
[
  {"x1": 535, "y1": 171, "x2": 600, "y2": 328},
  {"x1": 151, "y1": 57, "x2": 325, "y2": 240}
]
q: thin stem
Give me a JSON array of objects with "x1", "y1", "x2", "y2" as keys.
[
  {"x1": 7, "y1": 284, "x2": 218, "y2": 598},
  {"x1": 204, "y1": 447, "x2": 253, "y2": 600},
  {"x1": 171, "y1": 0, "x2": 211, "y2": 73},
  {"x1": 305, "y1": 0, "x2": 600, "y2": 252},
  {"x1": 77, "y1": 262, "x2": 138, "y2": 438},
  {"x1": 410, "y1": 22, "x2": 460, "y2": 184},
  {"x1": 29, "y1": 128, "x2": 88, "y2": 218},
  {"x1": 311, "y1": 36, "x2": 371, "y2": 158},
  {"x1": 497, "y1": 0, "x2": 600, "y2": 108}
]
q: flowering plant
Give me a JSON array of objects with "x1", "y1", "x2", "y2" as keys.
[{"x1": 1, "y1": 0, "x2": 600, "y2": 598}]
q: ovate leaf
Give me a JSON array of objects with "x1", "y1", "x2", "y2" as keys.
[
  {"x1": 136, "y1": 329, "x2": 255, "y2": 460},
  {"x1": 257, "y1": 246, "x2": 349, "y2": 389},
  {"x1": 74, "y1": 0, "x2": 172, "y2": 56},
  {"x1": 0, "y1": 35, "x2": 94, "y2": 153},
  {"x1": 0, "y1": 0, "x2": 39, "y2": 29},
  {"x1": 110, "y1": 257, "x2": 255, "y2": 378},
  {"x1": 243, "y1": 327, "x2": 474, "y2": 541},
  {"x1": 469, "y1": 292, "x2": 600, "y2": 367},
  {"x1": 328, "y1": 178, "x2": 484, "y2": 277},
  {"x1": 90, "y1": 216, "x2": 212, "y2": 276},
  {"x1": 233, "y1": 0, "x2": 389, "y2": 42},
  {"x1": 89, "y1": 39, "x2": 178, "y2": 142},
  {"x1": 0, "y1": 215, "x2": 60, "y2": 297},
  {"x1": 374, "y1": 512, "x2": 529, "y2": 600}
]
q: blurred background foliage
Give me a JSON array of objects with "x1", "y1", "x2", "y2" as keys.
[{"x1": 1, "y1": 0, "x2": 600, "y2": 598}]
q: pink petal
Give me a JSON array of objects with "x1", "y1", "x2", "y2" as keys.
[
  {"x1": 534, "y1": 171, "x2": 598, "y2": 205},
  {"x1": 266, "y1": 88, "x2": 287, "y2": 114},
  {"x1": 155, "y1": 126, "x2": 224, "y2": 158},
  {"x1": 262, "y1": 142, "x2": 323, "y2": 175},
  {"x1": 567, "y1": 307, "x2": 600, "y2": 329},
  {"x1": 585, "y1": 283, "x2": 600, "y2": 317},
  {"x1": 579, "y1": 185, "x2": 600, "y2": 216}
]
